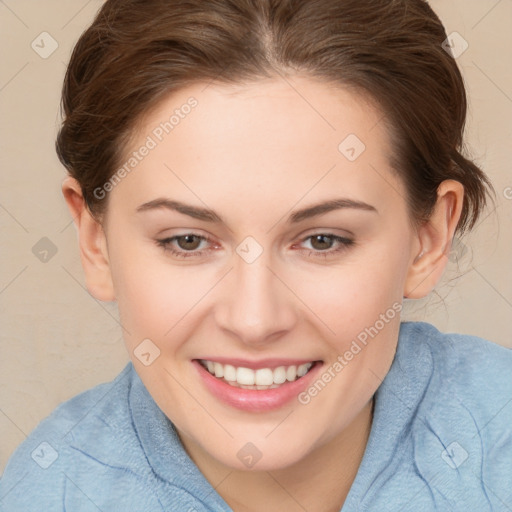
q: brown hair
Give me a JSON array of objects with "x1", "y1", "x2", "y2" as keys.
[{"x1": 56, "y1": 0, "x2": 493, "y2": 232}]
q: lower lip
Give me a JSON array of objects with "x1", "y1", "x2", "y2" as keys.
[{"x1": 193, "y1": 360, "x2": 323, "y2": 412}]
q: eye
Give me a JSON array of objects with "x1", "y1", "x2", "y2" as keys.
[
  {"x1": 156, "y1": 234, "x2": 213, "y2": 259},
  {"x1": 296, "y1": 233, "x2": 354, "y2": 258}
]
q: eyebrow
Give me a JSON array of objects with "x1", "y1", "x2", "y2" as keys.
[{"x1": 136, "y1": 197, "x2": 377, "y2": 224}]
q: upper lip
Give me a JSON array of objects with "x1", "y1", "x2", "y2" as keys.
[{"x1": 195, "y1": 357, "x2": 321, "y2": 370}]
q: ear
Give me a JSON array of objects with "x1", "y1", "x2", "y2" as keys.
[
  {"x1": 62, "y1": 176, "x2": 116, "y2": 302},
  {"x1": 404, "y1": 180, "x2": 464, "y2": 299}
]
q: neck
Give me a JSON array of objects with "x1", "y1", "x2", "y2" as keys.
[{"x1": 180, "y1": 398, "x2": 374, "y2": 512}]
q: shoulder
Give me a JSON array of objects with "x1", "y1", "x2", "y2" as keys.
[
  {"x1": 398, "y1": 321, "x2": 512, "y2": 433},
  {"x1": 396, "y1": 322, "x2": 512, "y2": 509},
  {"x1": 398, "y1": 321, "x2": 512, "y2": 403},
  {"x1": 1, "y1": 363, "x2": 227, "y2": 512},
  {"x1": 0, "y1": 363, "x2": 148, "y2": 511}
]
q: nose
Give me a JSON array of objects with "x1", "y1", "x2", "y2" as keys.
[{"x1": 214, "y1": 251, "x2": 298, "y2": 348}]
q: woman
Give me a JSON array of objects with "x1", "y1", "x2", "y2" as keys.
[{"x1": 1, "y1": 0, "x2": 510, "y2": 510}]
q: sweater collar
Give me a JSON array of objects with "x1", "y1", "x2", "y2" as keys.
[
  {"x1": 342, "y1": 321, "x2": 435, "y2": 507},
  {"x1": 129, "y1": 368, "x2": 231, "y2": 510}
]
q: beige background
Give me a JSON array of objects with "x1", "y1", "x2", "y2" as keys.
[{"x1": 1, "y1": 0, "x2": 511, "y2": 473}]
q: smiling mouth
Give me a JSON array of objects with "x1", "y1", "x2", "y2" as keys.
[{"x1": 197, "y1": 359, "x2": 320, "y2": 390}]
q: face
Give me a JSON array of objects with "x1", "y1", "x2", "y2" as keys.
[{"x1": 101, "y1": 77, "x2": 417, "y2": 471}]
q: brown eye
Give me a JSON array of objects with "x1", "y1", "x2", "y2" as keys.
[
  {"x1": 156, "y1": 233, "x2": 214, "y2": 259},
  {"x1": 310, "y1": 234, "x2": 335, "y2": 251},
  {"x1": 296, "y1": 233, "x2": 355, "y2": 259},
  {"x1": 176, "y1": 234, "x2": 202, "y2": 250}
]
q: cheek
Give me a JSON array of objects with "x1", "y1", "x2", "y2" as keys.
[
  {"x1": 290, "y1": 243, "x2": 408, "y2": 337},
  {"x1": 110, "y1": 248, "x2": 211, "y2": 350},
  {"x1": 288, "y1": 249, "x2": 405, "y2": 429}
]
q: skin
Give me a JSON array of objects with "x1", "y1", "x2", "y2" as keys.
[{"x1": 62, "y1": 76, "x2": 463, "y2": 511}]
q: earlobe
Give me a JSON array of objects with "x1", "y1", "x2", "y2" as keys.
[
  {"x1": 61, "y1": 176, "x2": 116, "y2": 302},
  {"x1": 404, "y1": 180, "x2": 464, "y2": 299}
]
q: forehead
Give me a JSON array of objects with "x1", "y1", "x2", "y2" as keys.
[
  {"x1": 109, "y1": 76, "x2": 403, "y2": 221},
  {"x1": 141, "y1": 76, "x2": 387, "y2": 159}
]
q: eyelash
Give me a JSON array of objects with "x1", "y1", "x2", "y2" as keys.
[{"x1": 156, "y1": 233, "x2": 354, "y2": 260}]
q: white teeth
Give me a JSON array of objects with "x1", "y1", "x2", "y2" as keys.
[
  {"x1": 201, "y1": 360, "x2": 315, "y2": 388},
  {"x1": 286, "y1": 365, "x2": 297, "y2": 382},
  {"x1": 255, "y1": 368, "x2": 274, "y2": 386},
  {"x1": 273, "y1": 366, "x2": 287, "y2": 384},
  {"x1": 223, "y1": 364, "x2": 237, "y2": 382},
  {"x1": 297, "y1": 363, "x2": 312, "y2": 377},
  {"x1": 214, "y1": 362, "x2": 224, "y2": 378},
  {"x1": 236, "y1": 367, "x2": 255, "y2": 385}
]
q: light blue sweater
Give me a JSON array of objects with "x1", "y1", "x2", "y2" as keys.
[{"x1": 1, "y1": 322, "x2": 511, "y2": 511}]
